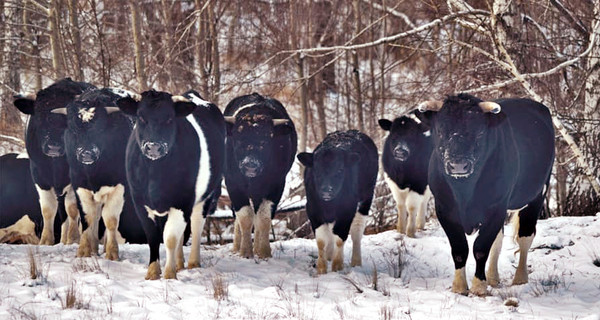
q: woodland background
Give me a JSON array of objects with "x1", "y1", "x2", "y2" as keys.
[{"x1": 0, "y1": 0, "x2": 598, "y2": 228}]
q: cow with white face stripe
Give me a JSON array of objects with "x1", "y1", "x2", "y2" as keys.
[
  {"x1": 13, "y1": 78, "x2": 96, "y2": 245},
  {"x1": 117, "y1": 89, "x2": 225, "y2": 280},
  {"x1": 56, "y1": 88, "x2": 146, "y2": 259},
  {"x1": 224, "y1": 93, "x2": 297, "y2": 259}
]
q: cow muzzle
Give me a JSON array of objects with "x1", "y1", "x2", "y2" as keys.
[
  {"x1": 141, "y1": 141, "x2": 168, "y2": 160},
  {"x1": 76, "y1": 145, "x2": 100, "y2": 165},
  {"x1": 239, "y1": 156, "x2": 263, "y2": 178},
  {"x1": 444, "y1": 157, "x2": 474, "y2": 178},
  {"x1": 42, "y1": 142, "x2": 65, "y2": 157},
  {"x1": 393, "y1": 143, "x2": 410, "y2": 161},
  {"x1": 319, "y1": 185, "x2": 335, "y2": 202}
]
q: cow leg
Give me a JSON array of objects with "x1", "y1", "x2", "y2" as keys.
[
  {"x1": 188, "y1": 201, "x2": 205, "y2": 269},
  {"x1": 386, "y1": 178, "x2": 409, "y2": 234},
  {"x1": 471, "y1": 213, "x2": 504, "y2": 296},
  {"x1": 232, "y1": 219, "x2": 241, "y2": 253},
  {"x1": 163, "y1": 208, "x2": 187, "y2": 280},
  {"x1": 486, "y1": 229, "x2": 504, "y2": 287},
  {"x1": 416, "y1": 187, "x2": 431, "y2": 230},
  {"x1": 63, "y1": 185, "x2": 81, "y2": 245},
  {"x1": 76, "y1": 188, "x2": 102, "y2": 257},
  {"x1": 254, "y1": 200, "x2": 273, "y2": 259},
  {"x1": 350, "y1": 197, "x2": 370, "y2": 267},
  {"x1": 513, "y1": 193, "x2": 542, "y2": 285},
  {"x1": 145, "y1": 226, "x2": 162, "y2": 280},
  {"x1": 405, "y1": 190, "x2": 423, "y2": 238},
  {"x1": 36, "y1": 186, "x2": 58, "y2": 245},
  {"x1": 437, "y1": 211, "x2": 469, "y2": 295},
  {"x1": 315, "y1": 223, "x2": 333, "y2": 274},
  {"x1": 331, "y1": 235, "x2": 345, "y2": 272},
  {"x1": 100, "y1": 185, "x2": 125, "y2": 261},
  {"x1": 235, "y1": 205, "x2": 254, "y2": 258}
]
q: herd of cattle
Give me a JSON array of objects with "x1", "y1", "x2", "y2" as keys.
[{"x1": 0, "y1": 78, "x2": 555, "y2": 296}]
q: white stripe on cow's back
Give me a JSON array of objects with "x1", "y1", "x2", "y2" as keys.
[
  {"x1": 16, "y1": 153, "x2": 29, "y2": 159},
  {"x1": 232, "y1": 102, "x2": 256, "y2": 117},
  {"x1": 186, "y1": 114, "x2": 211, "y2": 204},
  {"x1": 186, "y1": 92, "x2": 211, "y2": 108}
]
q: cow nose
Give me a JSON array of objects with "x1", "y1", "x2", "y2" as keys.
[
  {"x1": 142, "y1": 141, "x2": 167, "y2": 160},
  {"x1": 393, "y1": 145, "x2": 409, "y2": 161},
  {"x1": 446, "y1": 159, "x2": 473, "y2": 176},
  {"x1": 44, "y1": 143, "x2": 64, "y2": 157},
  {"x1": 77, "y1": 146, "x2": 100, "y2": 164}
]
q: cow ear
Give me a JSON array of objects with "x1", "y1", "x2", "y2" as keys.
[
  {"x1": 273, "y1": 120, "x2": 293, "y2": 136},
  {"x1": 14, "y1": 97, "x2": 35, "y2": 115},
  {"x1": 297, "y1": 152, "x2": 313, "y2": 167},
  {"x1": 174, "y1": 101, "x2": 196, "y2": 117},
  {"x1": 487, "y1": 112, "x2": 507, "y2": 127},
  {"x1": 348, "y1": 152, "x2": 361, "y2": 164},
  {"x1": 116, "y1": 97, "x2": 139, "y2": 116},
  {"x1": 378, "y1": 119, "x2": 392, "y2": 131}
]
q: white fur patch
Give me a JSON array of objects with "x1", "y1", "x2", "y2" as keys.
[
  {"x1": 186, "y1": 92, "x2": 211, "y2": 108},
  {"x1": 145, "y1": 205, "x2": 169, "y2": 222},
  {"x1": 186, "y1": 114, "x2": 211, "y2": 204},
  {"x1": 232, "y1": 103, "x2": 256, "y2": 117},
  {"x1": 16, "y1": 153, "x2": 29, "y2": 159},
  {"x1": 315, "y1": 223, "x2": 335, "y2": 257},
  {"x1": 78, "y1": 108, "x2": 96, "y2": 123}
]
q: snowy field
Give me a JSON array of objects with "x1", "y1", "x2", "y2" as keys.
[{"x1": 0, "y1": 214, "x2": 599, "y2": 320}]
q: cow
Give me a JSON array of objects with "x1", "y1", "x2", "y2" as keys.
[
  {"x1": 418, "y1": 93, "x2": 555, "y2": 296},
  {"x1": 13, "y1": 78, "x2": 96, "y2": 245},
  {"x1": 223, "y1": 93, "x2": 297, "y2": 259},
  {"x1": 52, "y1": 88, "x2": 147, "y2": 259},
  {"x1": 297, "y1": 130, "x2": 378, "y2": 274},
  {"x1": 116, "y1": 89, "x2": 225, "y2": 279},
  {"x1": 0, "y1": 153, "x2": 46, "y2": 243},
  {"x1": 379, "y1": 113, "x2": 433, "y2": 237}
]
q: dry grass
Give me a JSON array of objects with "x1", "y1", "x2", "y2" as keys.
[
  {"x1": 23, "y1": 246, "x2": 48, "y2": 284},
  {"x1": 61, "y1": 281, "x2": 88, "y2": 309},
  {"x1": 211, "y1": 273, "x2": 229, "y2": 301},
  {"x1": 530, "y1": 272, "x2": 568, "y2": 297},
  {"x1": 72, "y1": 256, "x2": 104, "y2": 274},
  {"x1": 27, "y1": 247, "x2": 39, "y2": 280}
]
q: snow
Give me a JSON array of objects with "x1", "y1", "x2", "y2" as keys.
[{"x1": 1, "y1": 214, "x2": 599, "y2": 320}]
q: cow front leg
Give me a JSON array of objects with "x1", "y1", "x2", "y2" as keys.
[
  {"x1": 100, "y1": 185, "x2": 125, "y2": 261},
  {"x1": 315, "y1": 224, "x2": 333, "y2": 274},
  {"x1": 438, "y1": 212, "x2": 469, "y2": 295},
  {"x1": 36, "y1": 186, "x2": 58, "y2": 245},
  {"x1": 76, "y1": 188, "x2": 102, "y2": 257},
  {"x1": 386, "y1": 178, "x2": 408, "y2": 234},
  {"x1": 188, "y1": 202, "x2": 205, "y2": 269},
  {"x1": 235, "y1": 205, "x2": 254, "y2": 258},
  {"x1": 63, "y1": 185, "x2": 81, "y2": 244},
  {"x1": 254, "y1": 200, "x2": 273, "y2": 259},
  {"x1": 512, "y1": 194, "x2": 541, "y2": 285},
  {"x1": 416, "y1": 187, "x2": 431, "y2": 231},
  {"x1": 331, "y1": 235, "x2": 345, "y2": 272},
  {"x1": 163, "y1": 208, "x2": 187, "y2": 280},
  {"x1": 405, "y1": 190, "x2": 423, "y2": 238},
  {"x1": 472, "y1": 215, "x2": 504, "y2": 296},
  {"x1": 350, "y1": 212, "x2": 367, "y2": 267},
  {"x1": 486, "y1": 229, "x2": 504, "y2": 287}
]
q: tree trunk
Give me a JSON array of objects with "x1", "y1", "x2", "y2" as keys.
[
  {"x1": 208, "y1": 1, "x2": 220, "y2": 104},
  {"x1": 129, "y1": 0, "x2": 147, "y2": 91},
  {"x1": 49, "y1": 0, "x2": 64, "y2": 79},
  {"x1": 352, "y1": 0, "x2": 364, "y2": 132},
  {"x1": 68, "y1": 0, "x2": 84, "y2": 81}
]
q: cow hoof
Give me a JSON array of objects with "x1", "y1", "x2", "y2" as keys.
[
  {"x1": 39, "y1": 233, "x2": 54, "y2": 246},
  {"x1": 164, "y1": 268, "x2": 177, "y2": 280},
  {"x1": 240, "y1": 247, "x2": 254, "y2": 259},
  {"x1": 331, "y1": 260, "x2": 343, "y2": 272},
  {"x1": 257, "y1": 246, "x2": 272, "y2": 259},
  {"x1": 105, "y1": 250, "x2": 119, "y2": 261},
  {"x1": 406, "y1": 231, "x2": 416, "y2": 238},
  {"x1": 350, "y1": 257, "x2": 362, "y2": 267},
  {"x1": 188, "y1": 261, "x2": 200, "y2": 269},
  {"x1": 316, "y1": 258, "x2": 327, "y2": 274},
  {"x1": 487, "y1": 277, "x2": 500, "y2": 288},
  {"x1": 470, "y1": 277, "x2": 489, "y2": 296},
  {"x1": 176, "y1": 260, "x2": 185, "y2": 271},
  {"x1": 145, "y1": 262, "x2": 161, "y2": 280},
  {"x1": 512, "y1": 277, "x2": 528, "y2": 286}
]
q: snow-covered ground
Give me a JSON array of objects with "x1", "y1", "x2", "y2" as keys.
[{"x1": 1, "y1": 214, "x2": 599, "y2": 320}]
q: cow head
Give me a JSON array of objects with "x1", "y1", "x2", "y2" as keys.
[
  {"x1": 117, "y1": 90, "x2": 196, "y2": 161},
  {"x1": 57, "y1": 88, "x2": 123, "y2": 165},
  {"x1": 379, "y1": 115, "x2": 429, "y2": 162},
  {"x1": 418, "y1": 93, "x2": 505, "y2": 179},
  {"x1": 225, "y1": 96, "x2": 293, "y2": 178},
  {"x1": 13, "y1": 78, "x2": 95, "y2": 158},
  {"x1": 298, "y1": 149, "x2": 360, "y2": 201}
]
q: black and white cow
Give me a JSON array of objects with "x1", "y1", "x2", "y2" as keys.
[
  {"x1": 117, "y1": 89, "x2": 225, "y2": 279},
  {"x1": 54, "y1": 88, "x2": 146, "y2": 259},
  {"x1": 297, "y1": 130, "x2": 378, "y2": 274},
  {"x1": 223, "y1": 93, "x2": 297, "y2": 259},
  {"x1": 13, "y1": 78, "x2": 95, "y2": 245},
  {"x1": 418, "y1": 93, "x2": 555, "y2": 295},
  {"x1": 379, "y1": 113, "x2": 433, "y2": 237},
  {"x1": 0, "y1": 153, "x2": 47, "y2": 243}
]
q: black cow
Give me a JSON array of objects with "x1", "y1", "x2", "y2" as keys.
[
  {"x1": 55, "y1": 88, "x2": 146, "y2": 259},
  {"x1": 117, "y1": 89, "x2": 225, "y2": 280},
  {"x1": 297, "y1": 130, "x2": 378, "y2": 274},
  {"x1": 0, "y1": 153, "x2": 48, "y2": 243},
  {"x1": 13, "y1": 78, "x2": 95, "y2": 245},
  {"x1": 379, "y1": 113, "x2": 433, "y2": 237},
  {"x1": 223, "y1": 93, "x2": 297, "y2": 259},
  {"x1": 418, "y1": 93, "x2": 555, "y2": 296}
]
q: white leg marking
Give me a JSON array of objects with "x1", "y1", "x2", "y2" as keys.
[
  {"x1": 513, "y1": 235, "x2": 534, "y2": 285},
  {"x1": 416, "y1": 186, "x2": 431, "y2": 230},
  {"x1": 232, "y1": 217, "x2": 241, "y2": 253},
  {"x1": 471, "y1": 276, "x2": 489, "y2": 296},
  {"x1": 452, "y1": 267, "x2": 468, "y2": 295},
  {"x1": 349, "y1": 212, "x2": 366, "y2": 267},
  {"x1": 0, "y1": 215, "x2": 40, "y2": 244},
  {"x1": 315, "y1": 224, "x2": 334, "y2": 274},
  {"x1": 486, "y1": 229, "x2": 503, "y2": 287},
  {"x1": 98, "y1": 184, "x2": 125, "y2": 261},
  {"x1": 188, "y1": 201, "x2": 206, "y2": 269},
  {"x1": 163, "y1": 208, "x2": 187, "y2": 279},
  {"x1": 254, "y1": 200, "x2": 273, "y2": 258},
  {"x1": 385, "y1": 177, "x2": 409, "y2": 234},
  {"x1": 63, "y1": 185, "x2": 81, "y2": 244},
  {"x1": 405, "y1": 190, "x2": 424, "y2": 238},
  {"x1": 36, "y1": 185, "x2": 58, "y2": 245},
  {"x1": 76, "y1": 188, "x2": 102, "y2": 257},
  {"x1": 186, "y1": 114, "x2": 211, "y2": 204},
  {"x1": 235, "y1": 205, "x2": 254, "y2": 258},
  {"x1": 331, "y1": 234, "x2": 345, "y2": 272}
]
